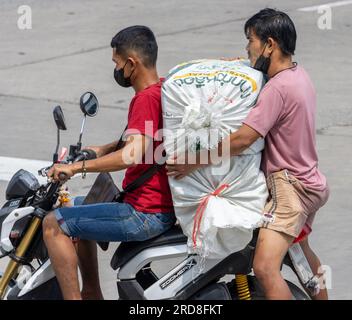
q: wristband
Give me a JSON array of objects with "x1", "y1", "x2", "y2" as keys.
[{"x1": 81, "y1": 158, "x2": 87, "y2": 179}]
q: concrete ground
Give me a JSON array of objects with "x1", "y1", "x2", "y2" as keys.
[{"x1": 0, "y1": 0, "x2": 351, "y2": 299}]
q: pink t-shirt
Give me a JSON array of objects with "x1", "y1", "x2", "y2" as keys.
[{"x1": 243, "y1": 65, "x2": 327, "y2": 190}]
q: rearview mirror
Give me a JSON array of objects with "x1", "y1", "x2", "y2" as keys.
[
  {"x1": 52, "y1": 105, "x2": 66, "y2": 163},
  {"x1": 53, "y1": 105, "x2": 67, "y2": 130},
  {"x1": 79, "y1": 92, "x2": 99, "y2": 117}
]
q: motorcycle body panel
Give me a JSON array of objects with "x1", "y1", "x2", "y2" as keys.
[{"x1": 0, "y1": 206, "x2": 35, "y2": 252}]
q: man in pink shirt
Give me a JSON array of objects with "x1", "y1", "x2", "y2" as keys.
[{"x1": 167, "y1": 9, "x2": 329, "y2": 300}]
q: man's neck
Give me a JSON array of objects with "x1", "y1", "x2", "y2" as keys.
[
  {"x1": 267, "y1": 56, "x2": 294, "y2": 79},
  {"x1": 133, "y1": 68, "x2": 160, "y2": 93}
]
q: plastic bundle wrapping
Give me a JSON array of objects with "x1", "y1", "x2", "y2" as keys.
[{"x1": 162, "y1": 59, "x2": 268, "y2": 259}]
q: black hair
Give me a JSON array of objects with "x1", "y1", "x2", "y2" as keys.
[
  {"x1": 244, "y1": 8, "x2": 297, "y2": 56},
  {"x1": 111, "y1": 25, "x2": 158, "y2": 68}
]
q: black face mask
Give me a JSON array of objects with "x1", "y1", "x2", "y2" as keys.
[
  {"x1": 253, "y1": 44, "x2": 271, "y2": 74},
  {"x1": 114, "y1": 60, "x2": 134, "y2": 88}
]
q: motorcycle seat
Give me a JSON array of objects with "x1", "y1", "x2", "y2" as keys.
[{"x1": 111, "y1": 224, "x2": 187, "y2": 270}]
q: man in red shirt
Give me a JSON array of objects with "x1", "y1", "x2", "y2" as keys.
[{"x1": 43, "y1": 26, "x2": 175, "y2": 300}]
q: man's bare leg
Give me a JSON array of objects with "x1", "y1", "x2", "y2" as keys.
[
  {"x1": 253, "y1": 228, "x2": 295, "y2": 300},
  {"x1": 76, "y1": 240, "x2": 104, "y2": 300},
  {"x1": 55, "y1": 196, "x2": 103, "y2": 299},
  {"x1": 299, "y1": 237, "x2": 328, "y2": 300},
  {"x1": 58, "y1": 195, "x2": 103, "y2": 298},
  {"x1": 43, "y1": 212, "x2": 81, "y2": 300}
]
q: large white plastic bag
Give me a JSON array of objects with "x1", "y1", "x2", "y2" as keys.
[{"x1": 162, "y1": 59, "x2": 268, "y2": 259}]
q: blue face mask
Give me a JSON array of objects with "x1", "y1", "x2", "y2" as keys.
[{"x1": 114, "y1": 60, "x2": 134, "y2": 88}]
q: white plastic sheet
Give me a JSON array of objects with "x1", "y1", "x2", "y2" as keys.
[{"x1": 162, "y1": 59, "x2": 268, "y2": 259}]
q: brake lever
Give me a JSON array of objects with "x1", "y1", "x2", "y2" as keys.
[{"x1": 38, "y1": 166, "x2": 52, "y2": 177}]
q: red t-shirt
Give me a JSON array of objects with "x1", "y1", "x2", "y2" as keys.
[{"x1": 122, "y1": 79, "x2": 174, "y2": 214}]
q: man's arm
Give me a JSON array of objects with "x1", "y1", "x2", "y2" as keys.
[
  {"x1": 166, "y1": 124, "x2": 261, "y2": 179},
  {"x1": 221, "y1": 124, "x2": 262, "y2": 158},
  {"x1": 48, "y1": 134, "x2": 150, "y2": 181},
  {"x1": 84, "y1": 139, "x2": 122, "y2": 158},
  {"x1": 75, "y1": 134, "x2": 148, "y2": 173}
]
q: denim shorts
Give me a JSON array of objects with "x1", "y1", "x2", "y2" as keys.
[{"x1": 54, "y1": 196, "x2": 176, "y2": 242}]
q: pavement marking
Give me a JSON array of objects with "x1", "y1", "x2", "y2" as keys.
[
  {"x1": 298, "y1": 0, "x2": 352, "y2": 11},
  {"x1": 0, "y1": 156, "x2": 52, "y2": 183}
]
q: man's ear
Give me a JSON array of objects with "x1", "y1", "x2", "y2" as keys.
[
  {"x1": 266, "y1": 37, "x2": 276, "y2": 55},
  {"x1": 128, "y1": 55, "x2": 141, "y2": 71},
  {"x1": 126, "y1": 57, "x2": 136, "y2": 70}
]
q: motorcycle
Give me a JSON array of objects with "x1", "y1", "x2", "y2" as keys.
[
  {"x1": 0, "y1": 92, "x2": 317, "y2": 300},
  {"x1": 0, "y1": 92, "x2": 99, "y2": 299},
  {"x1": 111, "y1": 227, "x2": 316, "y2": 300}
]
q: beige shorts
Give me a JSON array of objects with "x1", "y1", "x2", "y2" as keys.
[{"x1": 261, "y1": 169, "x2": 330, "y2": 238}]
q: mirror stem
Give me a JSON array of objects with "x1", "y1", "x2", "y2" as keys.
[
  {"x1": 53, "y1": 128, "x2": 60, "y2": 163},
  {"x1": 77, "y1": 115, "x2": 87, "y2": 151}
]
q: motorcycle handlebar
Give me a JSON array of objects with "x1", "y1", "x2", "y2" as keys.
[
  {"x1": 39, "y1": 149, "x2": 96, "y2": 175},
  {"x1": 73, "y1": 149, "x2": 97, "y2": 162},
  {"x1": 58, "y1": 172, "x2": 67, "y2": 181},
  {"x1": 81, "y1": 149, "x2": 97, "y2": 160},
  {"x1": 55, "y1": 149, "x2": 96, "y2": 180},
  {"x1": 38, "y1": 148, "x2": 97, "y2": 181}
]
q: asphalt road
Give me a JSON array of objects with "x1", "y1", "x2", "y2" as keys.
[{"x1": 0, "y1": 0, "x2": 351, "y2": 300}]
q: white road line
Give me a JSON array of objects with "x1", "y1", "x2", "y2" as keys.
[
  {"x1": 298, "y1": 0, "x2": 352, "y2": 11},
  {"x1": 0, "y1": 156, "x2": 51, "y2": 183}
]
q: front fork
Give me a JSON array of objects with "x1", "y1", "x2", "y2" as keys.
[
  {"x1": 0, "y1": 186, "x2": 71, "y2": 299},
  {"x1": 0, "y1": 216, "x2": 42, "y2": 299}
]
